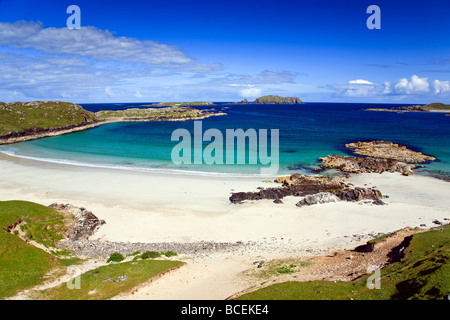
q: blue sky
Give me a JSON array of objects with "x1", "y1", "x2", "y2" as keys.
[{"x1": 0, "y1": 0, "x2": 449, "y2": 103}]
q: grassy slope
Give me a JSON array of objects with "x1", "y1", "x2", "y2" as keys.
[
  {"x1": 33, "y1": 259, "x2": 183, "y2": 300},
  {"x1": 0, "y1": 200, "x2": 184, "y2": 300},
  {"x1": 95, "y1": 106, "x2": 201, "y2": 119},
  {"x1": 237, "y1": 226, "x2": 449, "y2": 300},
  {"x1": 422, "y1": 103, "x2": 450, "y2": 111},
  {"x1": 0, "y1": 101, "x2": 97, "y2": 135},
  {"x1": 0, "y1": 201, "x2": 66, "y2": 299}
]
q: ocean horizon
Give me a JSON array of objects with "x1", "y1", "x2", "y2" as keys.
[{"x1": 2, "y1": 102, "x2": 450, "y2": 179}]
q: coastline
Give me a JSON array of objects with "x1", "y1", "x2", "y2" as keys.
[
  {"x1": 0, "y1": 111, "x2": 225, "y2": 145},
  {"x1": 1, "y1": 151, "x2": 449, "y2": 299}
]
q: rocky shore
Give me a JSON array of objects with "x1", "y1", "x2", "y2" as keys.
[
  {"x1": 0, "y1": 101, "x2": 226, "y2": 145},
  {"x1": 230, "y1": 140, "x2": 437, "y2": 206},
  {"x1": 345, "y1": 141, "x2": 435, "y2": 163},
  {"x1": 364, "y1": 102, "x2": 450, "y2": 113},
  {"x1": 319, "y1": 140, "x2": 436, "y2": 176},
  {"x1": 319, "y1": 154, "x2": 417, "y2": 176}
]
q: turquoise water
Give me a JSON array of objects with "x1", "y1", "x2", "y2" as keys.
[{"x1": 2, "y1": 103, "x2": 450, "y2": 178}]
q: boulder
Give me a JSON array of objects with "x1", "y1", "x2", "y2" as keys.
[{"x1": 296, "y1": 192, "x2": 340, "y2": 207}]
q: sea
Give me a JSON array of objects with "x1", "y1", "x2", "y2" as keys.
[{"x1": 1, "y1": 102, "x2": 450, "y2": 179}]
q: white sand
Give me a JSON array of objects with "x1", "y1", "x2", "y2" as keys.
[{"x1": 1, "y1": 153, "x2": 449, "y2": 299}]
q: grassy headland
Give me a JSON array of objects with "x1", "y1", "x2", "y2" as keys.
[
  {"x1": 365, "y1": 102, "x2": 450, "y2": 113},
  {"x1": 236, "y1": 226, "x2": 450, "y2": 300},
  {"x1": 144, "y1": 101, "x2": 215, "y2": 107},
  {"x1": 0, "y1": 101, "x2": 225, "y2": 145}
]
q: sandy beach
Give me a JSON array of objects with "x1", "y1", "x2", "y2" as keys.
[{"x1": 1, "y1": 152, "x2": 449, "y2": 299}]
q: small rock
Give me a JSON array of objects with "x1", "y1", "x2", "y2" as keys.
[
  {"x1": 114, "y1": 275, "x2": 128, "y2": 282},
  {"x1": 432, "y1": 219, "x2": 443, "y2": 225}
]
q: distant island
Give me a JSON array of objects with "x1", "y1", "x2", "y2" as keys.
[
  {"x1": 0, "y1": 101, "x2": 225, "y2": 145},
  {"x1": 143, "y1": 101, "x2": 216, "y2": 107},
  {"x1": 253, "y1": 95, "x2": 303, "y2": 104},
  {"x1": 233, "y1": 95, "x2": 303, "y2": 105},
  {"x1": 365, "y1": 102, "x2": 450, "y2": 113}
]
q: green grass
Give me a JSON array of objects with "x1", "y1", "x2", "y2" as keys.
[
  {"x1": 145, "y1": 101, "x2": 215, "y2": 107},
  {"x1": 237, "y1": 226, "x2": 450, "y2": 300},
  {"x1": 107, "y1": 253, "x2": 125, "y2": 263},
  {"x1": 422, "y1": 103, "x2": 450, "y2": 111},
  {"x1": 32, "y1": 259, "x2": 184, "y2": 300},
  {"x1": 95, "y1": 106, "x2": 201, "y2": 120},
  {"x1": 0, "y1": 101, "x2": 96, "y2": 135},
  {"x1": 0, "y1": 200, "x2": 184, "y2": 300},
  {"x1": 0, "y1": 200, "x2": 70, "y2": 299}
]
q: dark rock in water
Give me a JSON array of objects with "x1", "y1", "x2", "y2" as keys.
[{"x1": 345, "y1": 140, "x2": 436, "y2": 163}]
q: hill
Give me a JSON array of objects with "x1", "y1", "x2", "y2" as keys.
[
  {"x1": 253, "y1": 95, "x2": 302, "y2": 104},
  {"x1": 0, "y1": 101, "x2": 225, "y2": 145}
]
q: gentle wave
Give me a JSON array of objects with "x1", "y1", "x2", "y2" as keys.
[{"x1": 0, "y1": 149, "x2": 284, "y2": 178}]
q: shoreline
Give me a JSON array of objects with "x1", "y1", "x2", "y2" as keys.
[
  {"x1": 0, "y1": 112, "x2": 225, "y2": 145},
  {"x1": 1, "y1": 150, "x2": 449, "y2": 299}
]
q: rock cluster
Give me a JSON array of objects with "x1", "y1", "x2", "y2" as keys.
[
  {"x1": 345, "y1": 140, "x2": 435, "y2": 163},
  {"x1": 230, "y1": 173, "x2": 385, "y2": 206},
  {"x1": 57, "y1": 239, "x2": 244, "y2": 258},
  {"x1": 319, "y1": 154, "x2": 417, "y2": 176},
  {"x1": 230, "y1": 173, "x2": 346, "y2": 204},
  {"x1": 49, "y1": 203, "x2": 105, "y2": 240}
]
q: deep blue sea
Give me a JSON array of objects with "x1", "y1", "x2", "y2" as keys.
[{"x1": 2, "y1": 102, "x2": 450, "y2": 178}]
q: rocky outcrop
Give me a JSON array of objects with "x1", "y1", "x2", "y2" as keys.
[
  {"x1": 49, "y1": 203, "x2": 105, "y2": 240},
  {"x1": 230, "y1": 173, "x2": 347, "y2": 204},
  {"x1": 230, "y1": 173, "x2": 384, "y2": 206},
  {"x1": 319, "y1": 154, "x2": 417, "y2": 176},
  {"x1": 336, "y1": 187, "x2": 383, "y2": 202},
  {"x1": 345, "y1": 141, "x2": 435, "y2": 163}
]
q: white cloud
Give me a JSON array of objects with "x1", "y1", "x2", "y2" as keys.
[
  {"x1": 239, "y1": 87, "x2": 263, "y2": 98},
  {"x1": 394, "y1": 75, "x2": 429, "y2": 94},
  {"x1": 433, "y1": 79, "x2": 450, "y2": 94},
  {"x1": 349, "y1": 79, "x2": 374, "y2": 85},
  {"x1": 0, "y1": 20, "x2": 220, "y2": 72}
]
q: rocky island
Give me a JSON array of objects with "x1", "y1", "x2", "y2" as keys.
[
  {"x1": 365, "y1": 102, "x2": 450, "y2": 113},
  {"x1": 143, "y1": 101, "x2": 216, "y2": 107},
  {"x1": 319, "y1": 140, "x2": 436, "y2": 176},
  {"x1": 0, "y1": 101, "x2": 225, "y2": 145},
  {"x1": 253, "y1": 95, "x2": 303, "y2": 104}
]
